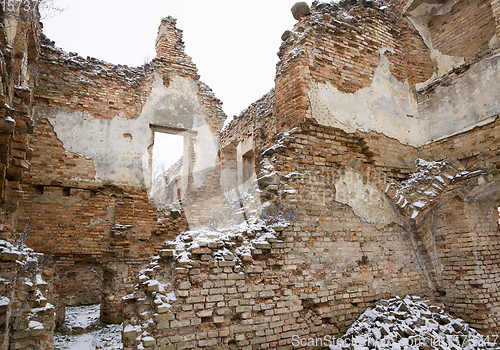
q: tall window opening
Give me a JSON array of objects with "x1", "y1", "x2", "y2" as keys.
[{"x1": 150, "y1": 131, "x2": 184, "y2": 206}]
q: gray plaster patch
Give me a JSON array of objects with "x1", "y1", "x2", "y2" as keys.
[
  {"x1": 334, "y1": 169, "x2": 403, "y2": 226},
  {"x1": 37, "y1": 74, "x2": 218, "y2": 189},
  {"x1": 418, "y1": 54, "x2": 500, "y2": 143},
  {"x1": 307, "y1": 48, "x2": 420, "y2": 145},
  {"x1": 308, "y1": 48, "x2": 500, "y2": 147}
]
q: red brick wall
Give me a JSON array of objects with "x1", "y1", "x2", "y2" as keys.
[
  {"x1": 20, "y1": 113, "x2": 190, "y2": 322},
  {"x1": 28, "y1": 119, "x2": 96, "y2": 183},
  {"x1": 429, "y1": 0, "x2": 497, "y2": 61},
  {"x1": 492, "y1": 0, "x2": 500, "y2": 38},
  {"x1": 0, "y1": 17, "x2": 38, "y2": 229},
  {"x1": 413, "y1": 183, "x2": 500, "y2": 332},
  {"x1": 307, "y1": 8, "x2": 405, "y2": 90},
  {"x1": 275, "y1": 44, "x2": 310, "y2": 133},
  {"x1": 20, "y1": 15, "x2": 228, "y2": 324},
  {"x1": 419, "y1": 116, "x2": 500, "y2": 170},
  {"x1": 400, "y1": 18, "x2": 434, "y2": 88},
  {"x1": 35, "y1": 36, "x2": 153, "y2": 120},
  {"x1": 56, "y1": 265, "x2": 103, "y2": 306},
  {"x1": 273, "y1": 2, "x2": 433, "y2": 134}
]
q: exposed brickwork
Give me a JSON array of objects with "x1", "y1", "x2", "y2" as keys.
[
  {"x1": 410, "y1": 176, "x2": 500, "y2": 332},
  {"x1": 35, "y1": 35, "x2": 152, "y2": 120},
  {"x1": 0, "y1": 242, "x2": 55, "y2": 350},
  {"x1": 20, "y1": 118, "x2": 190, "y2": 322},
  {"x1": 273, "y1": 0, "x2": 438, "y2": 133},
  {"x1": 121, "y1": 1, "x2": 500, "y2": 347},
  {"x1": 27, "y1": 118, "x2": 96, "y2": 182},
  {"x1": 0, "y1": 18, "x2": 37, "y2": 225},
  {"x1": 122, "y1": 124, "x2": 433, "y2": 349},
  {"x1": 1, "y1": 0, "x2": 499, "y2": 348},
  {"x1": 17, "y1": 14, "x2": 223, "y2": 327},
  {"x1": 0, "y1": 5, "x2": 57, "y2": 350},
  {"x1": 428, "y1": 0, "x2": 497, "y2": 61},
  {"x1": 400, "y1": 18, "x2": 434, "y2": 88},
  {"x1": 155, "y1": 17, "x2": 198, "y2": 78},
  {"x1": 419, "y1": 115, "x2": 500, "y2": 170}
]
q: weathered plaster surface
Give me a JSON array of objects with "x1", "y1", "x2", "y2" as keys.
[
  {"x1": 418, "y1": 54, "x2": 500, "y2": 143},
  {"x1": 307, "y1": 49, "x2": 420, "y2": 146},
  {"x1": 192, "y1": 120, "x2": 218, "y2": 188},
  {"x1": 309, "y1": 49, "x2": 500, "y2": 147},
  {"x1": 408, "y1": 0, "x2": 466, "y2": 90},
  {"x1": 334, "y1": 169, "x2": 403, "y2": 226},
  {"x1": 36, "y1": 75, "x2": 218, "y2": 189}
]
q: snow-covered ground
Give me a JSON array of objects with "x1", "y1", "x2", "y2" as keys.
[
  {"x1": 59, "y1": 304, "x2": 100, "y2": 332},
  {"x1": 54, "y1": 304, "x2": 122, "y2": 350}
]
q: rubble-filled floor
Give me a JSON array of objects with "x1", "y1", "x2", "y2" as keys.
[
  {"x1": 330, "y1": 296, "x2": 500, "y2": 350},
  {"x1": 53, "y1": 304, "x2": 122, "y2": 350}
]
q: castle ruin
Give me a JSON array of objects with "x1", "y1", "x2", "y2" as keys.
[{"x1": 0, "y1": 0, "x2": 500, "y2": 348}]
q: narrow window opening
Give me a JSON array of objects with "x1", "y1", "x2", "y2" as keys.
[
  {"x1": 62, "y1": 187, "x2": 71, "y2": 197},
  {"x1": 242, "y1": 150, "x2": 255, "y2": 184}
]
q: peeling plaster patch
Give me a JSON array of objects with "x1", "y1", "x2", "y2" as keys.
[
  {"x1": 418, "y1": 54, "x2": 500, "y2": 144},
  {"x1": 42, "y1": 107, "x2": 149, "y2": 187},
  {"x1": 433, "y1": 51, "x2": 464, "y2": 80},
  {"x1": 146, "y1": 75, "x2": 199, "y2": 130},
  {"x1": 334, "y1": 169, "x2": 403, "y2": 226},
  {"x1": 308, "y1": 49, "x2": 420, "y2": 145},
  {"x1": 308, "y1": 45, "x2": 500, "y2": 147},
  {"x1": 489, "y1": 35, "x2": 499, "y2": 48},
  {"x1": 414, "y1": 49, "x2": 464, "y2": 90},
  {"x1": 5, "y1": 17, "x2": 18, "y2": 46},
  {"x1": 408, "y1": 0, "x2": 465, "y2": 90},
  {"x1": 192, "y1": 121, "x2": 218, "y2": 188},
  {"x1": 33, "y1": 190, "x2": 83, "y2": 207},
  {"x1": 37, "y1": 74, "x2": 218, "y2": 189}
]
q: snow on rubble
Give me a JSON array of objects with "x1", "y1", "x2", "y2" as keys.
[
  {"x1": 166, "y1": 218, "x2": 281, "y2": 264},
  {"x1": 330, "y1": 295, "x2": 500, "y2": 350},
  {"x1": 384, "y1": 158, "x2": 467, "y2": 219}
]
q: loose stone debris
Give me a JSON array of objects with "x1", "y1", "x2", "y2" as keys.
[{"x1": 330, "y1": 296, "x2": 500, "y2": 350}]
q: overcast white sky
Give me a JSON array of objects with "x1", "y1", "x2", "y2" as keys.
[{"x1": 41, "y1": 0, "x2": 304, "y2": 120}]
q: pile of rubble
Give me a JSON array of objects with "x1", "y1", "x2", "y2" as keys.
[{"x1": 331, "y1": 296, "x2": 500, "y2": 350}]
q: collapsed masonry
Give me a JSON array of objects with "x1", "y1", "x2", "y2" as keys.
[{"x1": 0, "y1": 0, "x2": 499, "y2": 348}]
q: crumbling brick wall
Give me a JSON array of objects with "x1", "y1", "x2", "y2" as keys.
[
  {"x1": 408, "y1": 173, "x2": 500, "y2": 332},
  {"x1": 1, "y1": 0, "x2": 498, "y2": 348},
  {"x1": 18, "y1": 16, "x2": 225, "y2": 326},
  {"x1": 0, "y1": 4, "x2": 58, "y2": 350},
  {"x1": 428, "y1": 0, "x2": 497, "y2": 61},
  {"x1": 35, "y1": 35, "x2": 152, "y2": 120},
  {"x1": 120, "y1": 1, "x2": 500, "y2": 348}
]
